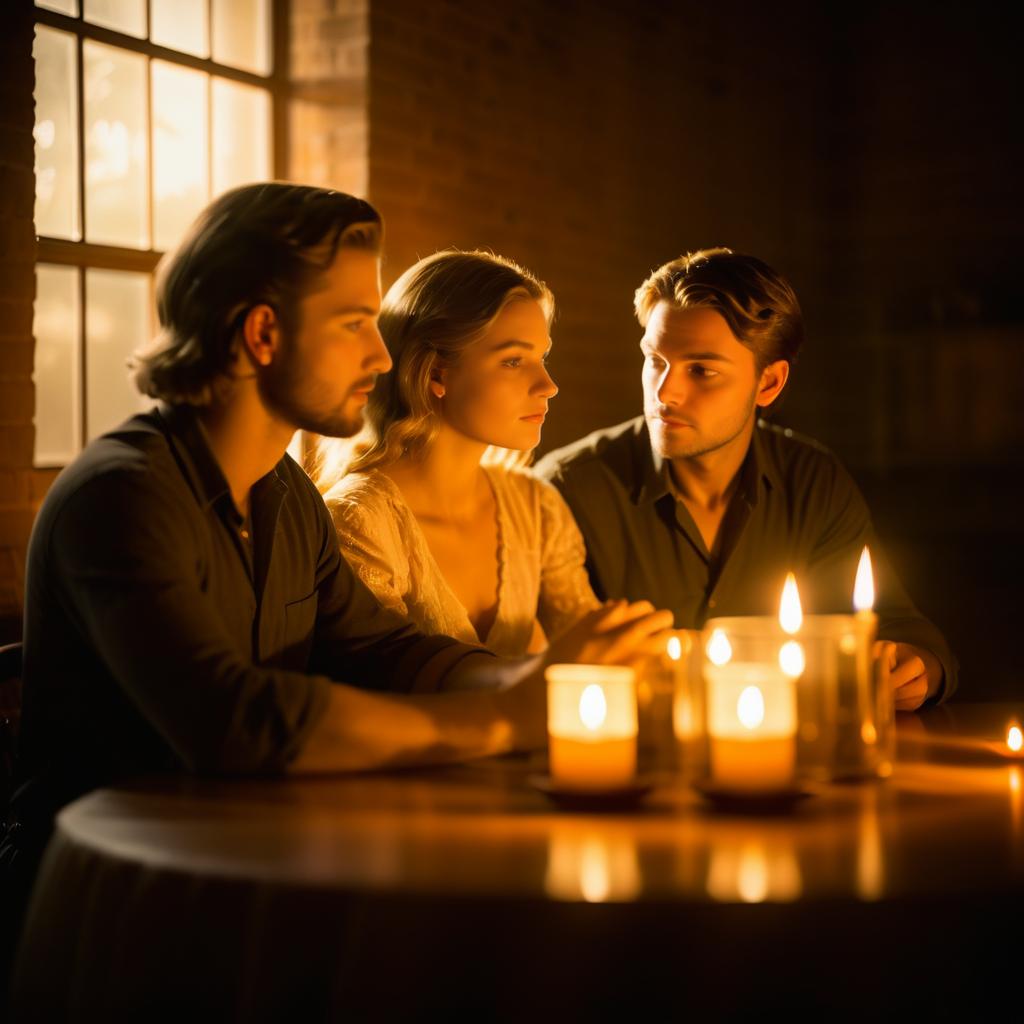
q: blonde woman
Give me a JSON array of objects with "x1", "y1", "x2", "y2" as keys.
[{"x1": 315, "y1": 250, "x2": 601, "y2": 657}]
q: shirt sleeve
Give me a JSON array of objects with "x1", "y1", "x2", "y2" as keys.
[
  {"x1": 309, "y1": 483, "x2": 495, "y2": 695},
  {"x1": 535, "y1": 477, "x2": 602, "y2": 639},
  {"x1": 50, "y1": 467, "x2": 333, "y2": 775},
  {"x1": 803, "y1": 457, "x2": 959, "y2": 703},
  {"x1": 326, "y1": 490, "x2": 409, "y2": 619}
]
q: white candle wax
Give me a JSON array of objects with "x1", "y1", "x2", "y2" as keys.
[
  {"x1": 706, "y1": 661, "x2": 797, "y2": 790},
  {"x1": 547, "y1": 665, "x2": 638, "y2": 790}
]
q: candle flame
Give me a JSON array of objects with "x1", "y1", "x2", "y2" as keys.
[
  {"x1": 779, "y1": 573, "x2": 802, "y2": 634},
  {"x1": 737, "y1": 685, "x2": 765, "y2": 730},
  {"x1": 667, "y1": 635, "x2": 682, "y2": 661},
  {"x1": 778, "y1": 640, "x2": 805, "y2": 678},
  {"x1": 578, "y1": 684, "x2": 608, "y2": 731},
  {"x1": 707, "y1": 629, "x2": 732, "y2": 666},
  {"x1": 1008, "y1": 725, "x2": 1023, "y2": 753},
  {"x1": 854, "y1": 546, "x2": 875, "y2": 612}
]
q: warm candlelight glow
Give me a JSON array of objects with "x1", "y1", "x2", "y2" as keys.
[
  {"x1": 778, "y1": 640, "x2": 805, "y2": 678},
  {"x1": 737, "y1": 686, "x2": 766, "y2": 729},
  {"x1": 1008, "y1": 725, "x2": 1023, "y2": 753},
  {"x1": 707, "y1": 629, "x2": 732, "y2": 666},
  {"x1": 854, "y1": 546, "x2": 875, "y2": 612},
  {"x1": 779, "y1": 573, "x2": 802, "y2": 635},
  {"x1": 579, "y1": 684, "x2": 607, "y2": 731},
  {"x1": 546, "y1": 665, "x2": 638, "y2": 789},
  {"x1": 667, "y1": 634, "x2": 682, "y2": 661},
  {"x1": 706, "y1": 839, "x2": 802, "y2": 903},
  {"x1": 545, "y1": 827, "x2": 641, "y2": 903}
]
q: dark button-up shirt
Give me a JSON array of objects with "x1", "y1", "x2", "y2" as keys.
[
  {"x1": 535, "y1": 416, "x2": 957, "y2": 701},
  {"x1": 16, "y1": 404, "x2": 488, "y2": 822}
]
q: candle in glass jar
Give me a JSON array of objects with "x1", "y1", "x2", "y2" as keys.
[
  {"x1": 705, "y1": 629, "x2": 797, "y2": 790},
  {"x1": 546, "y1": 665, "x2": 638, "y2": 789}
]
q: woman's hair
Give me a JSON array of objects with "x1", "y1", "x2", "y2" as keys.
[
  {"x1": 633, "y1": 247, "x2": 804, "y2": 371},
  {"x1": 131, "y1": 182, "x2": 381, "y2": 405},
  {"x1": 313, "y1": 249, "x2": 553, "y2": 489}
]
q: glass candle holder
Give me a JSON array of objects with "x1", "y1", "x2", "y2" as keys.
[
  {"x1": 637, "y1": 631, "x2": 701, "y2": 777},
  {"x1": 799, "y1": 613, "x2": 893, "y2": 780},
  {"x1": 698, "y1": 617, "x2": 828, "y2": 793},
  {"x1": 546, "y1": 665, "x2": 638, "y2": 790},
  {"x1": 666, "y1": 630, "x2": 706, "y2": 780}
]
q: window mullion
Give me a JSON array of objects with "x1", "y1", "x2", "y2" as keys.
[{"x1": 75, "y1": 29, "x2": 87, "y2": 450}]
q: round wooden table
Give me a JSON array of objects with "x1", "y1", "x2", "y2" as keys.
[{"x1": 10, "y1": 703, "x2": 1024, "y2": 1019}]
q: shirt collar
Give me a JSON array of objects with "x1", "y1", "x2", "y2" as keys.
[{"x1": 156, "y1": 403, "x2": 289, "y2": 514}]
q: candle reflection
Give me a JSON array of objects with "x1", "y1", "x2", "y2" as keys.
[
  {"x1": 705, "y1": 836, "x2": 802, "y2": 903},
  {"x1": 544, "y1": 826, "x2": 641, "y2": 903},
  {"x1": 1010, "y1": 767, "x2": 1022, "y2": 853},
  {"x1": 856, "y1": 787, "x2": 885, "y2": 901}
]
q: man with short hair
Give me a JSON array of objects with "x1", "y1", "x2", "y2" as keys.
[
  {"x1": 2, "y1": 185, "x2": 668, "y2": 934},
  {"x1": 535, "y1": 248, "x2": 956, "y2": 709}
]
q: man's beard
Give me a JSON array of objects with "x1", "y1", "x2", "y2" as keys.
[
  {"x1": 258, "y1": 342, "x2": 369, "y2": 439},
  {"x1": 646, "y1": 389, "x2": 759, "y2": 461}
]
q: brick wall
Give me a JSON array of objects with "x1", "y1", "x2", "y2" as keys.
[
  {"x1": 0, "y1": 3, "x2": 36, "y2": 641},
  {"x1": 364, "y1": 0, "x2": 837, "y2": 454}
]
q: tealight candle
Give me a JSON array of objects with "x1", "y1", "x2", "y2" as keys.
[
  {"x1": 704, "y1": 629, "x2": 797, "y2": 791},
  {"x1": 546, "y1": 665, "x2": 637, "y2": 790}
]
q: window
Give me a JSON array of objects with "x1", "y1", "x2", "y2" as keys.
[{"x1": 32, "y1": 0, "x2": 285, "y2": 466}]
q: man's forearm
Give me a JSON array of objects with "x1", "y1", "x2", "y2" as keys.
[
  {"x1": 288, "y1": 681, "x2": 517, "y2": 775},
  {"x1": 440, "y1": 650, "x2": 541, "y2": 692}
]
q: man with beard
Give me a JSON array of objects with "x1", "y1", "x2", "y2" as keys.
[
  {"x1": 2, "y1": 185, "x2": 668, "y2": 940},
  {"x1": 535, "y1": 248, "x2": 956, "y2": 709}
]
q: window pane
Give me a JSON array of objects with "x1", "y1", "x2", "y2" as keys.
[
  {"x1": 84, "y1": 0, "x2": 146, "y2": 37},
  {"x1": 33, "y1": 27, "x2": 80, "y2": 241},
  {"x1": 212, "y1": 78, "x2": 270, "y2": 195},
  {"x1": 36, "y1": 0, "x2": 79, "y2": 14},
  {"x1": 150, "y1": 0, "x2": 209, "y2": 58},
  {"x1": 85, "y1": 269, "x2": 151, "y2": 441},
  {"x1": 212, "y1": 0, "x2": 271, "y2": 76},
  {"x1": 84, "y1": 41, "x2": 149, "y2": 248},
  {"x1": 152, "y1": 61, "x2": 209, "y2": 252},
  {"x1": 34, "y1": 265, "x2": 81, "y2": 465}
]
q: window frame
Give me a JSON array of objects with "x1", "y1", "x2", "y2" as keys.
[{"x1": 32, "y1": 1, "x2": 290, "y2": 467}]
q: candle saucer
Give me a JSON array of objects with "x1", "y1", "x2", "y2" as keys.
[
  {"x1": 528, "y1": 774, "x2": 655, "y2": 811},
  {"x1": 693, "y1": 779, "x2": 815, "y2": 813}
]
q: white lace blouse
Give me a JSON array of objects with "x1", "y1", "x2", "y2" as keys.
[{"x1": 324, "y1": 465, "x2": 601, "y2": 658}]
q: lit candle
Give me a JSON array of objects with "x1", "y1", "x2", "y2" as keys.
[
  {"x1": 704, "y1": 617, "x2": 798, "y2": 791},
  {"x1": 546, "y1": 665, "x2": 638, "y2": 790},
  {"x1": 668, "y1": 631, "x2": 698, "y2": 741},
  {"x1": 1006, "y1": 724, "x2": 1023, "y2": 755},
  {"x1": 831, "y1": 546, "x2": 882, "y2": 778}
]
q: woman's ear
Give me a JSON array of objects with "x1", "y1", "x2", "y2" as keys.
[{"x1": 429, "y1": 366, "x2": 447, "y2": 400}]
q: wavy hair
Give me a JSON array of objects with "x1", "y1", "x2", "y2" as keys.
[
  {"x1": 314, "y1": 249, "x2": 553, "y2": 489},
  {"x1": 131, "y1": 183, "x2": 381, "y2": 405},
  {"x1": 633, "y1": 247, "x2": 804, "y2": 371}
]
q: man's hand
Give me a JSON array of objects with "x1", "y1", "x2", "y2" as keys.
[{"x1": 877, "y1": 641, "x2": 943, "y2": 711}]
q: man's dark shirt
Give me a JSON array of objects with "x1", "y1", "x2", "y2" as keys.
[
  {"x1": 535, "y1": 416, "x2": 957, "y2": 701},
  {"x1": 13, "y1": 404, "x2": 489, "y2": 830}
]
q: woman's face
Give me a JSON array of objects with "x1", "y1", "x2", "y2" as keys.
[{"x1": 436, "y1": 297, "x2": 558, "y2": 451}]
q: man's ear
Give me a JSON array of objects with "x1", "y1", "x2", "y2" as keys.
[
  {"x1": 755, "y1": 359, "x2": 790, "y2": 408},
  {"x1": 240, "y1": 304, "x2": 281, "y2": 368}
]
